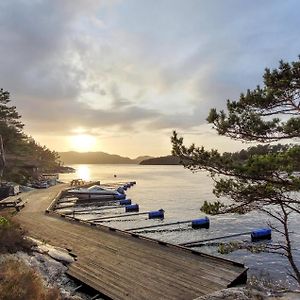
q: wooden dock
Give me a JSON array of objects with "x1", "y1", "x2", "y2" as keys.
[{"x1": 13, "y1": 184, "x2": 247, "y2": 300}]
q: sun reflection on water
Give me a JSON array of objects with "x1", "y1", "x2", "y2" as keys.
[{"x1": 76, "y1": 165, "x2": 91, "y2": 181}]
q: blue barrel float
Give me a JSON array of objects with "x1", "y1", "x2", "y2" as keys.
[
  {"x1": 119, "y1": 199, "x2": 132, "y2": 205},
  {"x1": 251, "y1": 228, "x2": 272, "y2": 242},
  {"x1": 114, "y1": 193, "x2": 126, "y2": 200},
  {"x1": 117, "y1": 187, "x2": 125, "y2": 194},
  {"x1": 125, "y1": 204, "x2": 139, "y2": 212},
  {"x1": 191, "y1": 217, "x2": 210, "y2": 229},
  {"x1": 148, "y1": 209, "x2": 165, "y2": 219}
]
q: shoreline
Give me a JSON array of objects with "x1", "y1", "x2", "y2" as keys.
[{"x1": 1, "y1": 182, "x2": 293, "y2": 299}]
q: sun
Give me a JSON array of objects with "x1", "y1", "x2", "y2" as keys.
[
  {"x1": 70, "y1": 134, "x2": 96, "y2": 152},
  {"x1": 76, "y1": 165, "x2": 91, "y2": 181}
]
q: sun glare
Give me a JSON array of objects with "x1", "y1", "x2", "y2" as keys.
[
  {"x1": 76, "y1": 165, "x2": 91, "y2": 181},
  {"x1": 70, "y1": 134, "x2": 96, "y2": 152}
]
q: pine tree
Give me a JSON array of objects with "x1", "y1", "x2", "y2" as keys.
[
  {"x1": 0, "y1": 89, "x2": 24, "y2": 152},
  {"x1": 172, "y1": 57, "x2": 300, "y2": 284}
]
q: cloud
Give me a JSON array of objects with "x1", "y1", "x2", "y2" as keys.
[
  {"x1": 0, "y1": 0, "x2": 300, "y2": 154},
  {"x1": 110, "y1": 83, "x2": 131, "y2": 108}
]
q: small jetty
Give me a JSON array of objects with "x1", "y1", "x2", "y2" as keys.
[{"x1": 12, "y1": 183, "x2": 248, "y2": 300}]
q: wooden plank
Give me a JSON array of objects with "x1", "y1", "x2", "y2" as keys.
[{"x1": 81, "y1": 254, "x2": 226, "y2": 296}]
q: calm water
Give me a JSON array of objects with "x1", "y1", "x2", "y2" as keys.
[{"x1": 60, "y1": 164, "x2": 300, "y2": 288}]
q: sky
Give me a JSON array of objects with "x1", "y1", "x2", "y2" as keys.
[{"x1": 0, "y1": 0, "x2": 300, "y2": 158}]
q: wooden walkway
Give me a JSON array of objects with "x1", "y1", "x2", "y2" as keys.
[{"x1": 13, "y1": 185, "x2": 247, "y2": 300}]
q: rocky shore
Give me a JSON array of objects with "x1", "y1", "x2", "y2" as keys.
[
  {"x1": 196, "y1": 287, "x2": 300, "y2": 300},
  {"x1": 0, "y1": 238, "x2": 89, "y2": 300}
]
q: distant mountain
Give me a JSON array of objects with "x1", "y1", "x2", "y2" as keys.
[
  {"x1": 133, "y1": 156, "x2": 153, "y2": 164},
  {"x1": 139, "y1": 155, "x2": 180, "y2": 165},
  {"x1": 58, "y1": 151, "x2": 153, "y2": 164}
]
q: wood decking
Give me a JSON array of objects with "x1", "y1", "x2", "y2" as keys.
[
  {"x1": 13, "y1": 185, "x2": 247, "y2": 300},
  {"x1": 0, "y1": 196, "x2": 25, "y2": 210}
]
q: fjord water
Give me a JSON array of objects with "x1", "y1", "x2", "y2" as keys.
[{"x1": 60, "y1": 164, "x2": 300, "y2": 287}]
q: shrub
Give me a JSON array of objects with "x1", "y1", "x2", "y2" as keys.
[
  {"x1": 0, "y1": 216, "x2": 33, "y2": 254},
  {"x1": 0, "y1": 217, "x2": 9, "y2": 227},
  {"x1": 0, "y1": 259, "x2": 61, "y2": 300},
  {"x1": 200, "y1": 200, "x2": 225, "y2": 215}
]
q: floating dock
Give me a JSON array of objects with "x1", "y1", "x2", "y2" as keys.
[{"x1": 13, "y1": 184, "x2": 248, "y2": 300}]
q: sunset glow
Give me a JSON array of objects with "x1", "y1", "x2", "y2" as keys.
[
  {"x1": 70, "y1": 134, "x2": 96, "y2": 152},
  {"x1": 76, "y1": 165, "x2": 91, "y2": 181}
]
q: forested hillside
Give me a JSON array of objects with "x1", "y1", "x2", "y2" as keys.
[
  {"x1": 0, "y1": 89, "x2": 60, "y2": 183},
  {"x1": 139, "y1": 155, "x2": 180, "y2": 165}
]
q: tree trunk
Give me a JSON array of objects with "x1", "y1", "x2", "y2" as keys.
[
  {"x1": 281, "y1": 204, "x2": 300, "y2": 285},
  {"x1": 0, "y1": 135, "x2": 5, "y2": 181}
]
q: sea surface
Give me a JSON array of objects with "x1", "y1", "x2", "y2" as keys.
[{"x1": 60, "y1": 164, "x2": 300, "y2": 288}]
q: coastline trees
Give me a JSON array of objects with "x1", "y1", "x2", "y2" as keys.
[
  {"x1": 0, "y1": 89, "x2": 60, "y2": 182},
  {"x1": 171, "y1": 58, "x2": 300, "y2": 284},
  {"x1": 0, "y1": 89, "x2": 24, "y2": 181},
  {"x1": 0, "y1": 89, "x2": 25, "y2": 153}
]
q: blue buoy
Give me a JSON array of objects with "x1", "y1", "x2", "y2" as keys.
[
  {"x1": 114, "y1": 193, "x2": 126, "y2": 200},
  {"x1": 125, "y1": 204, "x2": 139, "y2": 212},
  {"x1": 191, "y1": 217, "x2": 210, "y2": 229},
  {"x1": 119, "y1": 199, "x2": 132, "y2": 205},
  {"x1": 117, "y1": 187, "x2": 125, "y2": 194},
  {"x1": 251, "y1": 228, "x2": 272, "y2": 242},
  {"x1": 148, "y1": 209, "x2": 165, "y2": 219}
]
